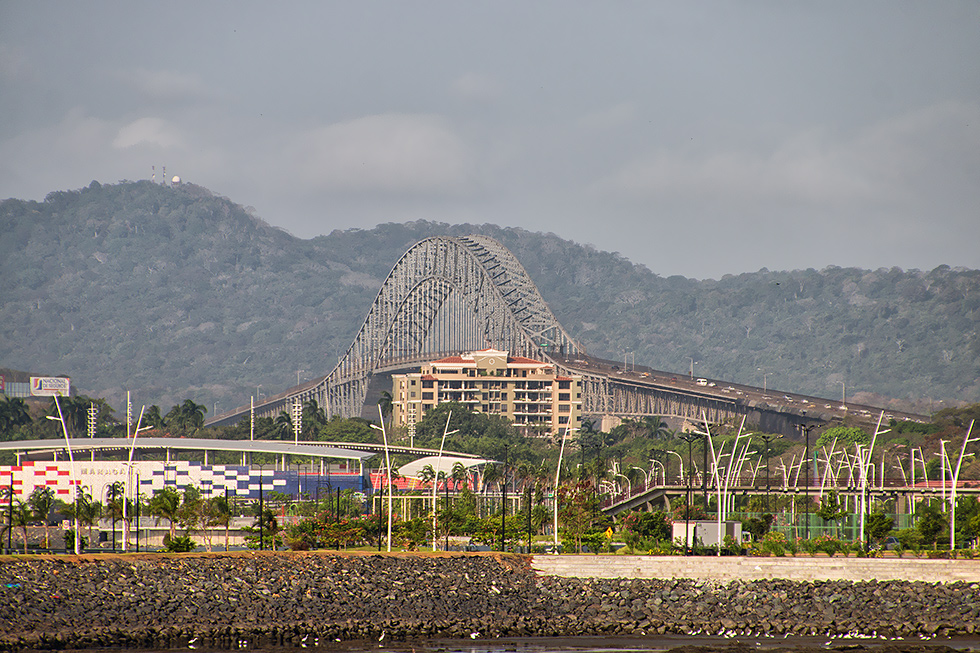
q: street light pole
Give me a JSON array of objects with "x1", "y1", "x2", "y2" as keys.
[
  {"x1": 758, "y1": 434, "x2": 782, "y2": 513},
  {"x1": 553, "y1": 426, "x2": 578, "y2": 553},
  {"x1": 123, "y1": 406, "x2": 151, "y2": 553},
  {"x1": 501, "y1": 444, "x2": 509, "y2": 552},
  {"x1": 949, "y1": 420, "x2": 977, "y2": 551},
  {"x1": 47, "y1": 396, "x2": 80, "y2": 555},
  {"x1": 370, "y1": 407, "x2": 393, "y2": 552},
  {"x1": 799, "y1": 412, "x2": 818, "y2": 541},
  {"x1": 679, "y1": 432, "x2": 700, "y2": 554},
  {"x1": 431, "y1": 412, "x2": 458, "y2": 551}
]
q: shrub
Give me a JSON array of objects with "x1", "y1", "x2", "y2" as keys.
[
  {"x1": 163, "y1": 534, "x2": 197, "y2": 553},
  {"x1": 761, "y1": 531, "x2": 787, "y2": 556}
]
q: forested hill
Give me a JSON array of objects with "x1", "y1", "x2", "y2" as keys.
[{"x1": 2, "y1": 180, "x2": 978, "y2": 415}]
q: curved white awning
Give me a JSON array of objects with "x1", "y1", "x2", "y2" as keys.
[{"x1": 398, "y1": 455, "x2": 496, "y2": 479}]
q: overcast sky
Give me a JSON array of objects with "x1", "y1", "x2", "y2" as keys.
[{"x1": 2, "y1": 2, "x2": 978, "y2": 279}]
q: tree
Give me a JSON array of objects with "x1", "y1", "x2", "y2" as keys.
[
  {"x1": 641, "y1": 416, "x2": 672, "y2": 440},
  {"x1": 866, "y1": 511, "x2": 895, "y2": 547},
  {"x1": 247, "y1": 502, "x2": 280, "y2": 549},
  {"x1": 0, "y1": 397, "x2": 32, "y2": 437},
  {"x1": 378, "y1": 391, "x2": 393, "y2": 422},
  {"x1": 165, "y1": 399, "x2": 207, "y2": 434},
  {"x1": 916, "y1": 502, "x2": 948, "y2": 548},
  {"x1": 202, "y1": 494, "x2": 231, "y2": 552},
  {"x1": 302, "y1": 399, "x2": 328, "y2": 437},
  {"x1": 557, "y1": 480, "x2": 596, "y2": 552},
  {"x1": 104, "y1": 481, "x2": 125, "y2": 547},
  {"x1": 451, "y1": 461, "x2": 469, "y2": 492},
  {"x1": 742, "y1": 514, "x2": 775, "y2": 540},
  {"x1": 816, "y1": 490, "x2": 849, "y2": 538},
  {"x1": 4, "y1": 499, "x2": 33, "y2": 554},
  {"x1": 177, "y1": 485, "x2": 204, "y2": 539},
  {"x1": 144, "y1": 405, "x2": 165, "y2": 429},
  {"x1": 815, "y1": 426, "x2": 870, "y2": 450},
  {"x1": 622, "y1": 510, "x2": 671, "y2": 542},
  {"x1": 148, "y1": 487, "x2": 181, "y2": 540},
  {"x1": 76, "y1": 489, "x2": 101, "y2": 547},
  {"x1": 273, "y1": 411, "x2": 293, "y2": 440},
  {"x1": 27, "y1": 486, "x2": 55, "y2": 549}
]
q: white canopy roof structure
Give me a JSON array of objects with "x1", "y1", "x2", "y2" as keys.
[{"x1": 398, "y1": 455, "x2": 496, "y2": 479}]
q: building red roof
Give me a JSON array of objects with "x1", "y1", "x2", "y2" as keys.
[
  {"x1": 431, "y1": 355, "x2": 469, "y2": 364},
  {"x1": 508, "y1": 356, "x2": 547, "y2": 365}
]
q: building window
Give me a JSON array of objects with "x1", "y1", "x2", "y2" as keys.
[
  {"x1": 559, "y1": 416, "x2": 569, "y2": 424},
  {"x1": 422, "y1": 392, "x2": 433, "y2": 400},
  {"x1": 558, "y1": 380, "x2": 571, "y2": 389},
  {"x1": 410, "y1": 391, "x2": 416, "y2": 398},
  {"x1": 558, "y1": 404, "x2": 570, "y2": 413},
  {"x1": 423, "y1": 380, "x2": 434, "y2": 388},
  {"x1": 559, "y1": 393, "x2": 570, "y2": 401}
]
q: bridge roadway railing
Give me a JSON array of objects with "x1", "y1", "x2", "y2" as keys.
[{"x1": 600, "y1": 478, "x2": 980, "y2": 516}]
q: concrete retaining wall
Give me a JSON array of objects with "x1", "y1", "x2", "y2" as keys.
[{"x1": 531, "y1": 554, "x2": 980, "y2": 583}]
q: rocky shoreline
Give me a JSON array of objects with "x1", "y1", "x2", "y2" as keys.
[{"x1": 0, "y1": 552, "x2": 977, "y2": 650}]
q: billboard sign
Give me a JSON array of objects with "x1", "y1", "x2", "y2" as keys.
[{"x1": 30, "y1": 376, "x2": 70, "y2": 397}]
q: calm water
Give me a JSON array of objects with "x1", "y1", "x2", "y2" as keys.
[{"x1": 53, "y1": 634, "x2": 980, "y2": 653}]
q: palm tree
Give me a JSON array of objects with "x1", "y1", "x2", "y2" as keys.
[
  {"x1": 451, "y1": 461, "x2": 469, "y2": 492},
  {"x1": 302, "y1": 399, "x2": 327, "y2": 437},
  {"x1": 378, "y1": 391, "x2": 393, "y2": 422},
  {"x1": 481, "y1": 463, "x2": 502, "y2": 515},
  {"x1": 76, "y1": 489, "x2": 101, "y2": 547},
  {"x1": 273, "y1": 411, "x2": 293, "y2": 440},
  {"x1": 165, "y1": 400, "x2": 207, "y2": 434},
  {"x1": 28, "y1": 486, "x2": 55, "y2": 549},
  {"x1": 148, "y1": 487, "x2": 181, "y2": 540},
  {"x1": 418, "y1": 464, "x2": 436, "y2": 487},
  {"x1": 6, "y1": 499, "x2": 33, "y2": 554},
  {"x1": 144, "y1": 405, "x2": 165, "y2": 429},
  {"x1": 641, "y1": 415, "x2": 672, "y2": 440},
  {"x1": 104, "y1": 482, "x2": 125, "y2": 548},
  {"x1": 0, "y1": 396, "x2": 32, "y2": 435}
]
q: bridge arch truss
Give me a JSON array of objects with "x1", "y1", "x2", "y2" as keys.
[{"x1": 317, "y1": 235, "x2": 584, "y2": 418}]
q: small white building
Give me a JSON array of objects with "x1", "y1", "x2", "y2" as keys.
[{"x1": 672, "y1": 520, "x2": 743, "y2": 548}]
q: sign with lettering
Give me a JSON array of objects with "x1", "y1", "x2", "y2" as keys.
[{"x1": 30, "y1": 377, "x2": 70, "y2": 397}]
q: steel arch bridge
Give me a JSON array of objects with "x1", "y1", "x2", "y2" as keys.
[
  {"x1": 319, "y1": 235, "x2": 583, "y2": 419},
  {"x1": 210, "y1": 234, "x2": 917, "y2": 434}
]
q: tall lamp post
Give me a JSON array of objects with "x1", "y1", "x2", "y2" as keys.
[
  {"x1": 500, "y1": 444, "x2": 509, "y2": 552},
  {"x1": 552, "y1": 426, "x2": 578, "y2": 553},
  {"x1": 757, "y1": 434, "x2": 782, "y2": 514},
  {"x1": 678, "y1": 432, "x2": 701, "y2": 554},
  {"x1": 46, "y1": 396, "x2": 81, "y2": 555},
  {"x1": 949, "y1": 420, "x2": 977, "y2": 551},
  {"x1": 430, "y1": 412, "x2": 458, "y2": 551},
  {"x1": 370, "y1": 407, "x2": 393, "y2": 552},
  {"x1": 858, "y1": 412, "x2": 890, "y2": 546},
  {"x1": 798, "y1": 412, "x2": 819, "y2": 540},
  {"x1": 123, "y1": 406, "x2": 151, "y2": 552}
]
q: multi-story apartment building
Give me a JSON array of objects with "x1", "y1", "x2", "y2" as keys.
[{"x1": 390, "y1": 348, "x2": 582, "y2": 437}]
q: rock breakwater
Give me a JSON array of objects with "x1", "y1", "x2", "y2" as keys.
[{"x1": 0, "y1": 552, "x2": 977, "y2": 650}]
